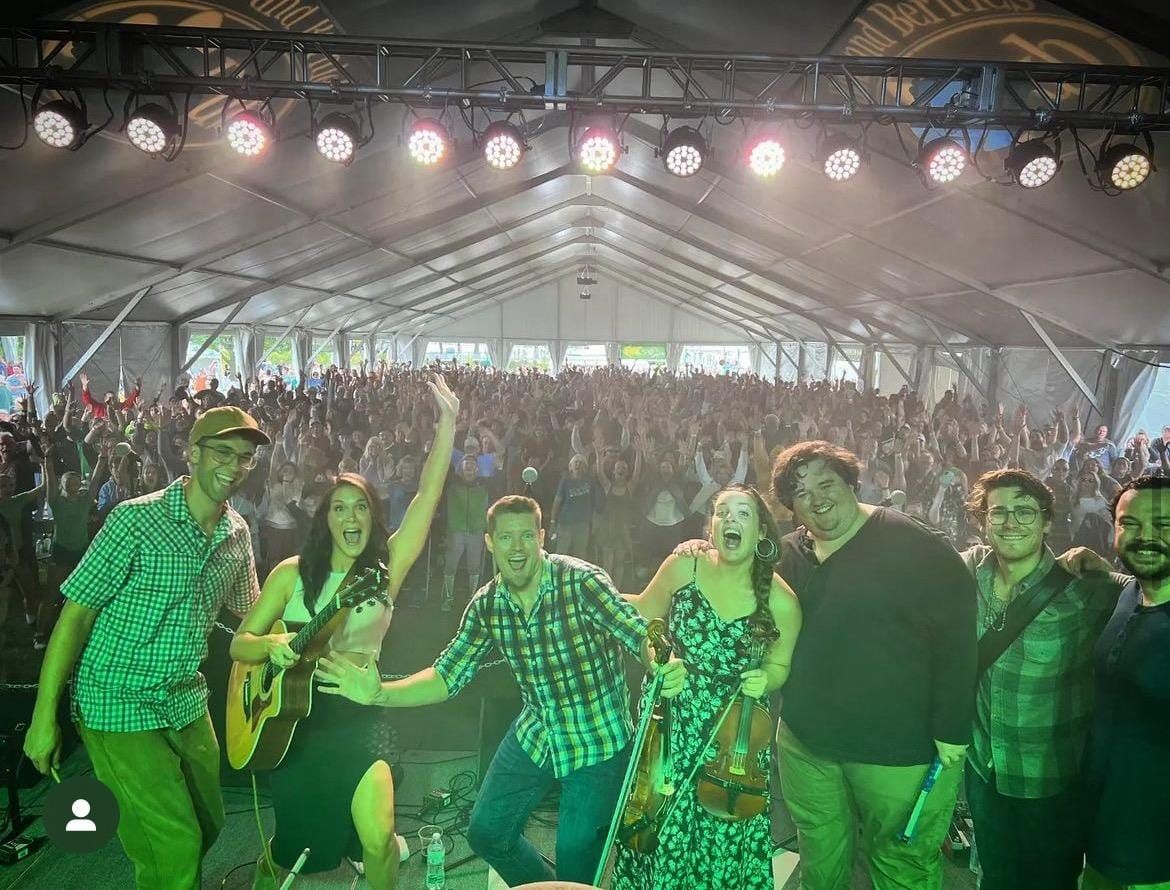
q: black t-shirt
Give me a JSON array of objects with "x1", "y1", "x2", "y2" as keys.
[
  {"x1": 778, "y1": 507, "x2": 977, "y2": 765},
  {"x1": 1085, "y1": 583, "x2": 1170, "y2": 883}
]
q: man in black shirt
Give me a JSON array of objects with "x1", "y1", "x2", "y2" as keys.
[
  {"x1": 1082, "y1": 476, "x2": 1170, "y2": 890},
  {"x1": 771, "y1": 441, "x2": 977, "y2": 890}
]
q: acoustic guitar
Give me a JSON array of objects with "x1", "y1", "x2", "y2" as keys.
[{"x1": 226, "y1": 565, "x2": 387, "y2": 771}]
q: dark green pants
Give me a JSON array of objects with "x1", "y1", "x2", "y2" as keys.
[
  {"x1": 777, "y1": 722, "x2": 962, "y2": 890},
  {"x1": 78, "y1": 711, "x2": 225, "y2": 890}
]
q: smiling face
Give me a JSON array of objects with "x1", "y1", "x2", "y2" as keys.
[
  {"x1": 710, "y1": 490, "x2": 762, "y2": 566},
  {"x1": 190, "y1": 434, "x2": 257, "y2": 506},
  {"x1": 984, "y1": 485, "x2": 1049, "y2": 565},
  {"x1": 327, "y1": 483, "x2": 373, "y2": 562},
  {"x1": 487, "y1": 511, "x2": 544, "y2": 593},
  {"x1": 1115, "y1": 487, "x2": 1170, "y2": 582},
  {"x1": 789, "y1": 458, "x2": 861, "y2": 543}
]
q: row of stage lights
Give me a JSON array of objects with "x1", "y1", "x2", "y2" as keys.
[{"x1": 28, "y1": 94, "x2": 1158, "y2": 193}]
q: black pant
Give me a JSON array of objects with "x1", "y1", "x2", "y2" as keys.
[{"x1": 966, "y1": 765, "x2": 1085, "y2": 890}]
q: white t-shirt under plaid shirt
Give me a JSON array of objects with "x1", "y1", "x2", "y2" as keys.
[{"x1": 63, "y1": 478, "x2": 260, "y2": 732}]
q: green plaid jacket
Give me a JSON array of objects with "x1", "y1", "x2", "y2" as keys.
[
  {"x1": 963, "y1": 545, "x2": 1123, "y2": 798},
  {"x1": 433, "y1": 553, "x2": 648, "y2": 778},
  {"x1": 63, "y1": 479, "x2": 260, "y2": 732}
]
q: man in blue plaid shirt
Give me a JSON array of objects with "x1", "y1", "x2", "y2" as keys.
[
  {"x1": 317, "y1": 494, "x2": 688, "y2": 885},
  {"x1": 24, "y1": 406, "x2": 269, "y2": 890}
]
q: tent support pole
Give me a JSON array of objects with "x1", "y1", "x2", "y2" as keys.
[
  {"x1": 60, "y1": 287, "x2": 152, "y2": 386},
  {"x1": 1020, "y1": 310, "x2": 1102, "y2": 415}
]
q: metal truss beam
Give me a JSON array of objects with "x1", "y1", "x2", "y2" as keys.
[
  {"x1": 922, "y1": 317, "x2": 990, "y2": 402},
  {"x1": 2, "y1": 22, "x2": 1169, "y2": 128},
  {"x1": 1020, "y1": 310, "x2": 1103, "y2": 415},
  {"x1": 60, "y1": 286, "x2": 151, "y2": 385}
]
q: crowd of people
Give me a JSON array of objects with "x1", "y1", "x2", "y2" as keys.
[
  {"x1": 1, "y1": 361, "x2": 1163, "y2": 652},
  {"x1": 5, "y1": 359, "x2": 1168, "y2": 890}
]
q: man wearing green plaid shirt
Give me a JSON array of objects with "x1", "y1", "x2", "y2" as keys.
[
  {"x1": 24, "y1": 406, "x2": 270, "y2": 890},
  {"x1": 316, "y1": 494, "x2": 687, "y2": 885},
  {"x1": 961, "y1": 469, "x2": 1125, "y2": 890}
]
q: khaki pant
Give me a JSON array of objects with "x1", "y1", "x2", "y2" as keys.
[
  {"x1": 1082, "y1": 866, "x2": 1170, "y2": 890},
  {"x1": 77, "y1": 711, "x2": 225, "y2": 890},
  {"x1": 777, "y1": 722, "x2": 962, "y2": 890}
]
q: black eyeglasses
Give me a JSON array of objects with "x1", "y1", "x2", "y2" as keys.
[
  {"x1": 199, "y1": 442, "x2": 258, "y2": 471},
  {"x1": 986, "y1": 506, "x2": 1040, "y2": 526}
]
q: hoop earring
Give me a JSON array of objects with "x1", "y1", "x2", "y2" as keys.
[{"x1": 755, "y1": 537, "x2": 778, "y2": 561}]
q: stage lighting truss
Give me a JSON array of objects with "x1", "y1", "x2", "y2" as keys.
[
  {"x1": 407, "y1": 118, "x2": 451, "y2": 166},
  {"x1": 315, "y1": 112, "x2": 361, "y2": 165},
  {"x1": 32, "y1": 96, "x2": 88, "y2": 150},
  {"x1": 1004, "y1": 135, "x2": 1061, "y2": 189},
  {"x1": 576, "y1": 264, "x2": 597, "y2": 287},
  {"x1": 1096, "y1": 138, "x2": 1154, "y2": 192},
  {"x1": 659, "y1": 125, "x2": 707, "y2": 177},
  {"x1": 746, "y1": 130, "x2": 785, "y2": 178},
  {"x1": 224, "y1": 106, "x2": 274, "y2": 158},
  {"x1": 481, "y1": 120, "x2": 526, "y2": 170},
  {"x1": 916, "y1": 135, "x2": 967, "y2": 186},
  {"x1": 576, "y1": 125, "x2": 622, "y2": 174},
  {"x1": 124, "y1": 101, "x2": 181, "y2": 158},
  {"x1": 819, "y1": 132, "x2": 864, "y2": 182}
]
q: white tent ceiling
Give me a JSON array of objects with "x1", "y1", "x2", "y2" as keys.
[{"x1": 1, "y1": 0, "x2": 1169, "y2": 350}]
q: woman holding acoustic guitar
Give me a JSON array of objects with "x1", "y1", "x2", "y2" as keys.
[
  {"x1": 229, "y1": 373, "x2": 458, "y2": 890},
  {"x1": 614, "y1": 484, "x2": 802, "y2": 889}
]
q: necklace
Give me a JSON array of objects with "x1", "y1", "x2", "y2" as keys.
[{"x1": 983, "y1": 575, "x2": 1013, "y2": 633}]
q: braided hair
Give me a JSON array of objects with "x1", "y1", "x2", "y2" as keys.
[{"x1": 712, "y1": 484, "x2": 782, "y2": 646}]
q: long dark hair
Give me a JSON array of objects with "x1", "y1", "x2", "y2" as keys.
[
  {"x1": 711, "y1": 484, "x2": 782, "y2": 645},
  {"x1": 298, "y1": 473, "x2": 390, "y2": 614}
]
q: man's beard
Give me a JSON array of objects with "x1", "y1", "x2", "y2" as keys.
[{"x1": 1118, "y1": 544, "x2": 1170, "y2": 582}]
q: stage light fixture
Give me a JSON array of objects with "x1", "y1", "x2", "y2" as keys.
[
  {"x1": 820, "y1": 134, "x2": 863, "y2": 182},
  {"x1": 315, "y1": 112, "x2": 359, "y2": 165},
  {"x1": 577, "y1": 127, "x2": 620, "y2": 174},
  {"x1": 126, "y1": 103, "x2": 179, "y2": 156},
  {"x1": 746, "y1": 134, "x2": 785, "y2": 178},
  {"x1": 225, "y1": 111, "x2": 271, "y2": 158},
  {"x1": 1004, "y1": 137, "x2": 1060, "y2": 188},
  {"x1": 661, "y1": 126, "x2": 706, "y2": 177},
  {"x1": 408, "y1": 119, "x2": 450, "y2": 166},
  {"x1": 1097, "y1": 142, "x2": 1151, "y2": 191},
  {"x1": 33, "y1": 99, "x2": 86, "y2": 150},
  {"x1": 918, "y1": 137, "x2": 966, "y2": 185},
  {"x1": 482, "y1": 121, "x2": 525, "y2": 170}
]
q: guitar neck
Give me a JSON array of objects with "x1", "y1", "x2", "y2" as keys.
[{"x1": 290, "y1": 592, "x2": 344, "y2": 656}]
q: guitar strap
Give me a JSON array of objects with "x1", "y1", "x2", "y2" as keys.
[{"x1": 976, "y1": 563, "x2": 1072, "y2": 677}]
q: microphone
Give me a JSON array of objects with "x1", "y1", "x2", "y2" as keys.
[
  {"x1": 521, "y1": 466, "x2": 538, "y2": 491},
  {"x1": 889, "y1": 489, "x2": 907, "y2": 507}
]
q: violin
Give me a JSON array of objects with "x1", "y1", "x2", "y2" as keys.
[
  {"x1": 696, "y1": 643, "x2": 771, "y2": 821},
  {"x1": 616, "y1": 619, "x2": 676, "y2": 853}
]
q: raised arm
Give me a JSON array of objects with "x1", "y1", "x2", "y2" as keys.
[{"x1": 385, "y1": 375, "x2": 458, "y2": 597}]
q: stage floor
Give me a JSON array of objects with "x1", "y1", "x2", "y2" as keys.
[{"x1": 0, "y1": 743, "x2": 978, "y2": 890}]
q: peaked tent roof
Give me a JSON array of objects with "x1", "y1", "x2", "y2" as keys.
[{"x1": 1, "y1": 0, "x2": 1168, "y2": 348}]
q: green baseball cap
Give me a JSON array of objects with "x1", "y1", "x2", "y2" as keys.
[{"x1": 188, "y1": 406, "x2": 270, "y2": 447}]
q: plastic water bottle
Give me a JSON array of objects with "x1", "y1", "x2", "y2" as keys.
[{"x1": 425, "y1": 829, "x2": 445, "y2": 889}]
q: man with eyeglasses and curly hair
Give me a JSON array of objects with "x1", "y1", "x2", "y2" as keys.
[
  {"x1": 23, "y1": 406, "x2": 269, "y2": 890},
  {"x1": 960, "y1": 468, "x2": 1126, "y2": 890}
]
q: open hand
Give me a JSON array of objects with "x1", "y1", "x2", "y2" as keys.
[
  {"x1": 428, "y1": 374, "x2": 459, "y2": 423},
  {"x1": 314, "y1": 655, "x2": 381, "y2": 705}
]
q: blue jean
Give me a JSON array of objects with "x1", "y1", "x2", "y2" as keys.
[{"x1": 468, "y1": 724, "x2": 629, "y2": 885}]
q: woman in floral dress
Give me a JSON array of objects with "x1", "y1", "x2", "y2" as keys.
[{"x1": 613, "y1": 484, "x2": 802, "y2": 890}]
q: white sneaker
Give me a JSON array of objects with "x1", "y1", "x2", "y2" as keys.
[{"x1": 347, "y1": 835, "x2": 409, "y2": 875}]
